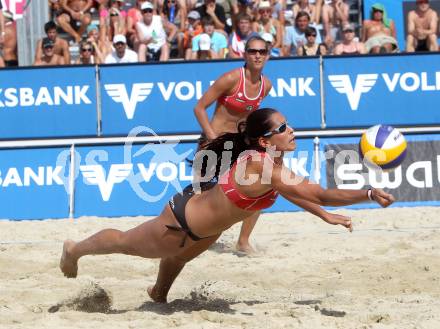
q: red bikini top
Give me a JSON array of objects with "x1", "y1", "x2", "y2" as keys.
[
  {"x1": 218, "y1": 67, "x2": 266, "y2": 114},
  {"x1": 219, "y1": 152, "x2": 279, "y2": 211}
]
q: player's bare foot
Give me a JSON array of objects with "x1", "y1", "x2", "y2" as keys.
[
  {"x1": 235, "y1": 241, "x2": 256, "y2": 255},
  {"x1": 60, "y1": 240, "x2": 78, "y2": 278},
  {"x1": 147, "y1": 285, "x2": 167, "y2": 303}
]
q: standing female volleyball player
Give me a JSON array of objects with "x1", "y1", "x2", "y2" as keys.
[
  {"x1": 60, "y1": 108, "x2": 395, "y2": 303},
  {"x1": 194, "y1": 36, "x2": 271, "y2": 254}
]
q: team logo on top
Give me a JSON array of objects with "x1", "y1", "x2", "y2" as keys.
[
  {"x1": 328, "y1": 74, "x2": 378, "y2": 111},
  {"x1": 104, "y1": 83, "x2": 154, "y2": 119}
]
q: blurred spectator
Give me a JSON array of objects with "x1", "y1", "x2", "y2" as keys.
[
  {"x1": 100, "y1": 0, "x2": 128, "y2": 42},
  {"x1": 75, "y1": 40, "x2": 101, "y2": 63},
  {"x1": 313, "y1": 0, "x2": 324, "y2": 24},
  {"x1": 237, "y1": 0, "x2": 253, "y2": 18},
  {"x1": 296, "y1": 26, "x2": 327, "y2": 56},
  {"x1": 218, "y1": 0, "x2": 238, "y2": 33},
  {"x1": 182, "y1": 10, "x2": 203, "y2": 59},
  {"x1": 361, "y1": 3, "x2": 398, "y2": 54},
  {"x1": 293, "y1": 0, "x2": 317, "y2": 25},
  {"x1": 35, "y1": 21, "x2": 70, "y2": 65},
  {"x1": 322, "y1": 0, "x2": 349, "y2": 46},
  {"x1": 49, "y1": 0, "x2": 64, "y2": 19},
  {"x1": 406, "y1": 0, "x2": 438, "y2": 52},
  {"x1": 228, "y1": 13, "x2": 258, "y2": 58},
  {"x1": 191, "y1": 16, "x2": 227, "y2": 59},
  {"x1": 127, "y1": 0, "x2": 148, "y2": 51},
  {"x1": 283, "y1": 11, "x2": 322, "y2": 56},
  {"x1": 0, "y1": 2, "x2": 5, "y2": 49},
  {"x1": 333, "y1": 23, "x2": 366, "y2": 55},
  {"x1": 162, "y1": 0, "x2": 187, "y2": 32},
  {"x1": 86, "y1": 23, "x2": 111, "y2": 62},
  {"x1": 252, "y1": 1, "x2": 282, "y2": 52},
  {"x1": 34, "y1": 38, "x2": 66, "y2": 65},
  {"x1": 57, "y1": 0, "x2": 93, "y2": 43},
  {"x1": 196, "y1": 0, "x2": 227, "y2": 30},
  {"x1": 261, "y1": 32, "x2": 281, "y2": 57},
  {"x1": 105, "y1": 34, "x2": 139, "y2": 63},
  {"x1": 270, "y1": 0, "x2": 286, "y2": 26},
  {"x1": 136, "y1": 1, "x2": 175, "y2": 61},
  {"x1": 1, "y1": 10, "x2": 18, "y2": 67}
]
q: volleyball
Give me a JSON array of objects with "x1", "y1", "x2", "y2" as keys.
[{"x1": 359, "y1": 125, "x2": 407, "y2": 170}]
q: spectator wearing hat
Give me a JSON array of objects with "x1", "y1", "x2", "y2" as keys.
[
  {"x1": 283, "y1": 11, "x2": 322, "y2": 56},
  {"x1": 35, "y1": 21, "x2": 70, "y2": 65},
  {"x1": 105, "y1": 34, "x2": 139, "y2": 63},
  {"x1": 333, "y1": 23, "x2": 366, "y2": 55},
  {"x1": 252, "y1": 1, "x2": 282, "y2": 54},
  {"x1": 136, "y1": 1, "x2": 176, "y2": 61},
  {"x1": 191, "y1": 16, "x2": 227, "y2": 59},
  {"x1": 182, "y1": 10, "x2": 203, "y2": 59},
  {"x1": 57, "y1": 0, "x2": 93, "y2": 43},
  {"x1": 261, "y1": 32, "x2": 282, "y2": 57},
  {"x1": 34, "y1": 38, "x2": 66, "y2": 66},
  {"x1": 228, "y1": 13, "x2": 259, "y2": 58},
  {"x1": 0, "y1": 9, "x2": 18, "y2": 67},
  {"x1": 406, "y1": 0, "x2": 438, "y2": 52},
  {"x1": 86, "y1": 23, "x2": 111, "y2": 62},
  {"x1": 361, "y1": 3, "x2": 398, "y2": 54},
  {"x1": 196, "y1": 0, "x2": 227, "y2": 30}
]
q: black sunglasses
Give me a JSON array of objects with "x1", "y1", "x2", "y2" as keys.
[
  {"x1": 110, "y1": 12, "x2": 119, "y2": 16},
  {"x1": 142, "y1": 8, "x2": 153, "y2": 13},
  {"x1": 263, "y1": 122, "x2": 288, "y2": 137},
  {"x1": 246, "y1": 48, "x2": 268, "y2": 56},
  {"x1": 306, "y1": 33, "x2": 317, "y2": 37},
  {"x1": 81, "y1": 47, "x2": 93, "y2": 52}
]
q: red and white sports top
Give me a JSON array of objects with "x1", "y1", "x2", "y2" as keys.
[
  {"x1": 218, "y1": 67, "x2": 266, "y2": 114},
  {"x1": 219, "y1": 152, "x2": 279, "y2": 211}
]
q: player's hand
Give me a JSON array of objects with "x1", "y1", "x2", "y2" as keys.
[
  {"x1": 371, "y1": 188, "x2": 395, "y2": 208},
  {"x1": 324, "y1": 213, "x2": 353, "y2": 232}
]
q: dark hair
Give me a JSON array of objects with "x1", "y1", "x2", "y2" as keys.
[
  {"x1": 236, "y1": 13, "x2": 252, "y2": 23},
  {"x1": 244, "y1": 36, "x2": 269, "y2": 51},
  {"x1": 44, "y1": 21, "x2": 57, "y2": 33},
  {"x1": 201, "y1": 16, "x2": 215, "y2": 27},
  {"x1": 295, "y1": 11, "x2": 311, "y2": 23},
  {"x1": 305, "y1": 26, "x2": 317, "y2": 36},
  {"x1": 197, "y1": 108, "x2": 278, "y2": 180}
]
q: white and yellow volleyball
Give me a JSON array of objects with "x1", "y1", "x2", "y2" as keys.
[{"x1": 359, "y1": 125, "x2": 407, "y2": 170}]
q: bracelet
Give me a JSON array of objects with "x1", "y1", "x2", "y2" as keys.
[{"x1": 367, "y1": 188, "x2": 374, "y2": 201}]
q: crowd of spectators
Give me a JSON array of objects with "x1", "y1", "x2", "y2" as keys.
[{"x1": 0, "y1": 0, "x2": 439, "y2": 67}]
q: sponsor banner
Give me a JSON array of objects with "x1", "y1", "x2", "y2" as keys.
[
  {"x1": 99, "y1": 58, "x2": 321, "y2": 136},
  {"x1": 324, "y1": 54, "x2": 440, "y2": 128},
  {"x1": 322, "y1": 134, "x2": 440, "y2": 208},
  {"x1": 0, "y1": 147, "x2": 70, "y2": 220},
  {"x1": 74, "y1": 138, "x2": 316, "y2": 218},
  {"x1": 0, "y1": 66, "x2": 97, "y2": 139}
]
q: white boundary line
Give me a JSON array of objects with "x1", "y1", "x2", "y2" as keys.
[{"x1": 1, "y1": 126, "x2": 440, "y2": 149}]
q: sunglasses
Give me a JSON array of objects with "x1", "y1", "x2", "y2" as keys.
[
  {"x1": 259, "y1": 9, "x2": 271, "y2": 13},
  {"x1": 81, "y1": 47, "x2": 93, "y2": 52},
  {"x1": 114, "y1": 41, "x2": 125, "y2": 46},
  {"x1": 142, "y1": 8, "x2": 153, "y2": 13},
  {"x1": 263, "y1": 122, "x2": 288, "y2": 137},
  {"x1": 246, "y1": 48, "x2": 268, "y2": 56},
  {"x1": 306, "y1": 33, "x2": 317, "y2": 37},
  {"x1": 343, "y1": 29, "x2": 354, "y2": 33},
  {"x1": 110, "y1": 12, "x2": 119, "y2": 16}
]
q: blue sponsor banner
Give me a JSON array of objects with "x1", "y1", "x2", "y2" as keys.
[
  {"x1": 320, "y1": 134, "x2": 440, "y2": 209},
  {"x1": 99, "y1": 58, "x2": 321, "y2": 136},
  {"x1": 74, "y1": 142, "x2": 197, "y2": 217},
  {"x1": 0, "y1": 66, "x2": 97, "y2": 139},
  {"x1": 324, "y1": 54, "x2": 440, "y2": 128},
  {"x1": 0, "y1": 147, "x2": 70, "y2": 220},
  {"x1": 74, "y1": 138, "x2": 316, "y2": 218}
]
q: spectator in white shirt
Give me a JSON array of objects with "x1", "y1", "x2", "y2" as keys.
[{"x1": 104, "y1": 34, "x2": 139, "y2": 63}]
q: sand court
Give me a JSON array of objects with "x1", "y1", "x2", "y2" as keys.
[{"x1": 1, "y1": 207, "x2": 440, "y2": 328}]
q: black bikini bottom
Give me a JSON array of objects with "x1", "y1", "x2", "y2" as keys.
[{"x1": 167, "y1": 182, "x2": 216, "y2": 247}]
